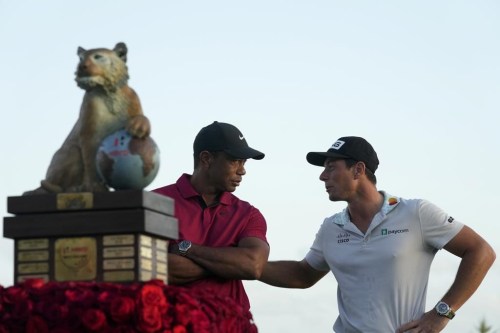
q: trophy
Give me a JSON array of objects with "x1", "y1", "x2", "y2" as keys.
[{"x1": 4, "y1": 42, "x2": 177, "y2": 284}]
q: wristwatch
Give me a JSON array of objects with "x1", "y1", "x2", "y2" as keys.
[
  {"x1": 435, "y1": 301, "x2": 455, "y2": 319},
  {"x1": 178, "y1": 240, "x2": 192, "y2": 256}
]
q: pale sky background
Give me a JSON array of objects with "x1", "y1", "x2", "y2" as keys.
[{"x1": 1, "y1": 1, "x2": 499, "y2": 332}]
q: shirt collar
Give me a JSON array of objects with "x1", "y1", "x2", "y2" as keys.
[
  {"x1": 176, "y1": 173, "x2": 232, "y2": 205},
  {"x1": 330, "y1": 191, "x2": 400, "y2": 226}
]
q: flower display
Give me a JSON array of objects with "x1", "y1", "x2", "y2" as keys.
[{"x1": 0, "y1": 280, "x2": 258, "y2": 333}]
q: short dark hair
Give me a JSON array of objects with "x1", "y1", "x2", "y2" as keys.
[
  {"x1": 345, "y1": 159, "x2": 377, "y2": 185},
  {"x1": 193, "y1": 150, "x2": 226, "y2": 169}
]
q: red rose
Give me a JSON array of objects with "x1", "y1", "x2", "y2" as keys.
[
  {"x1": 36, "y1": 301, "x2": 70, "y2": 322},
  {"x1": 81, "y1": 308, "x2": 108, "y2": 331},
  {"x1": 173, "y1": 303, "x2": 191, "y2": 326},
  {"x1": 173, "y1": 325, "x2": 187, "y2": 333},
  {"x1": 3, "y1": 286, "x2": 29, "y2": 304},
  {"x1": 139, "y1": 284, "x2": 168, "y2": 313},
  {"x1": 23, "y1": 278, "x2": 46, "y2": 290},
  {"x1": 137, "y1": 306, "x2": 162, "y2": 333},
  {"x1": 109, "y1": 326, "x2": 137, "y2": 333},
  {"x1": 26, "y1": 315, "x2": 49, "y2": 333},
  {"x1": 109, "y1": 296, "x2": 136, "y2": 323},
  {"x1": 11, "y1": 299, "x2": 33, "y2": 320},
  {"x1": 97, "y1": 290, "x2": 113, "y2": 303},
  {"x1": 65, "y1": 288, "x2": 95, "y2": 307}
]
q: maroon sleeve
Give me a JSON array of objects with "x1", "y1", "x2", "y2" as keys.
[{"x1": 238, "y1": 207, "x2": 268, "y2": 243}]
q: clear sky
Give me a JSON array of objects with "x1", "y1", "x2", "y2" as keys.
[{"x1": 1, "y1": 1, "x2": 499, "y2": 332}]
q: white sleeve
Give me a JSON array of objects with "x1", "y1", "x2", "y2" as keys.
[
  {"x1": 419, "y1": 199, "x2": 464, "y2": 250},
  {"x1": 305, "y1": 218, "x2": 331, "y2": 272}
]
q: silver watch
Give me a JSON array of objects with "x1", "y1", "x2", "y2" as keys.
[
  {"x1": 178, "y1": 240, "x2": 192, "y2": 256},
  {"x1": 435, "y1": 301, "x2": 455, "y2": 319}
]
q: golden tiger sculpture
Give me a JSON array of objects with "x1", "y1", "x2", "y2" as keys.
[{"x1": 24, "y1": 42, "x2": 150, "y2": 195}]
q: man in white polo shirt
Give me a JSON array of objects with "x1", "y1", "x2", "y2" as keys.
[{"x1": 259, "y1": 136, "x2": 496, "y2": 332}]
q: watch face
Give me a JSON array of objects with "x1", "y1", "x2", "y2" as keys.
[
  {"x1": 437, "y1": 302, "x2": 449, "y2": 314},
  {"x1": 179, "y1": 240, "x2": 191, "y2": 252}
]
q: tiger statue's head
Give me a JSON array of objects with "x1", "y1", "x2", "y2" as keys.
[{"x1": 75, "y1": 42, "x2": 130, "y2": 93}]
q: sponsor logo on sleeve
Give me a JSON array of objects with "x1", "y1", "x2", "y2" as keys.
[{"x1": 447, "y1": 216, "x2": 454, "y2": 223}]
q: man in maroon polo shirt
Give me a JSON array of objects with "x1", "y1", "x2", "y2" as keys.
[{"x1": 153, "y1": 121, "x2": 269, "y2": 312}]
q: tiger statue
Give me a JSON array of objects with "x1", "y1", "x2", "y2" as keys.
[{"x1": 24, "y1": 42, "x2": 150, "y2": 195}]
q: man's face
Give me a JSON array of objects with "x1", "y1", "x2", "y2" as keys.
[
  {"x1": 207, "y1": 152, "x2": 247, "y2": 193},
  {"x1": 319, "y1": 158, "x2": 356, "y2": 201}
]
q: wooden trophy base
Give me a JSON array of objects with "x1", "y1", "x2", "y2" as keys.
[{"x1": 4, "y1": 190, "x2": 178, "y2": 284}]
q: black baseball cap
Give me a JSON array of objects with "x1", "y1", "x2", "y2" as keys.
[
  {"x1": 306, "y1": 136, "x2": 379, "y2": 173},
  {"x1": 193, "y1": 121, "x2": 265, "y2": 160}
]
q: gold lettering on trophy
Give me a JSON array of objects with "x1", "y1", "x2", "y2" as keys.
[
  {"x1": 103, "y1": 235, "x2": 135, "y2": 246},
  {"x1": 18, "y1": 250, "x2": 49, "y2": 262},
  {"x1": 103, "y1": 271, "x2": 135, "y2": 282},
  {"x1": 140, "y1": 270, "x2": 152, "y2": 281},
  {"x1": 18, "y1": 262, "x2": 49, "y2": 274},
  {"x1": 57, "y1": 192, "x2": 93, "y2": 210},
  {"x1": 103, "y1": 259, "x2": 135, "y2": 270},
  {"x1": 140, "y1": 246, "x2": 152, "y2": 259},
  {"x1": 140, "y1": 258, "x2": 152, "y2": 271},
  {"x1": 18, "y1": 239, "x2": 49, "y2": 250},
  {"x1": 103, "y1": 246, "x2": 135, "y2": 258},
  {"x1": 157, "y1": 262, "x2": 167, "y2": 274},
  {"x1": 156, "y1": 250, "x2": 167, "y2": 263},
  {"x1": 140, "y1": 235, "x2": 152, "y2": 246},
  {"x1": 55, "y1": 237, "x2": 97, "y2": 281},
  {"x1": 17, "y1": 274, "x2": 49, "y2": 283}
]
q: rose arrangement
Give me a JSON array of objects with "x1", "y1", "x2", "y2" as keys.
[{"x1": 0, "y1": 279, "x2": 258, "y2": 333}]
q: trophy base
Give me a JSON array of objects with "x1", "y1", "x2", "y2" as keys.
[{"x1": 4, "y1": 190, "x2": 178, "y2": 284}]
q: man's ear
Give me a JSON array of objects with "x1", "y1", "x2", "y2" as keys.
[
  {"x1": 199, "y1": 151, "x2": 212, "y2": 167},
  {"x1": 354, "y1": 162, "x2": 365, "y2": 178}
]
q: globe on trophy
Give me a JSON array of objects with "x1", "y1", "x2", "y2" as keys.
[{"x1": 96, "y1": 129, "x2": 160, "y2": 190}]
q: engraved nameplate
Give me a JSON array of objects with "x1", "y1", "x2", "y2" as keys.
[
  {"x1": 156, "y1": 251, "x2": 167, "y2": 263},
  {"x1": 103, "y1": 259, "x2": 135, "y2": 270},
  {"x1": 140, "y1": 270, "x2": 152, "y2": 281},
  {"x1": 140, "y1": 246, "x2": 152, "y2": 259},
  {"x1": 140, "y1": 258, "x2": 153, "y2": 271},
  {"x1": 18, "y1": 262, "x2": 49, "y2": 274},
  {"x1": 103, "y1": 246, "x2": 135, "y2": 258},
  {"x1": 140, "y1": 235, "x2": 152, "y2": 246},
  {"x1": 104, "y1": 271, "x2": 135, "y2": 282},
  {"x1": 17, "y1": 274, "x2": 49, "y2": 283},
  {"x1": 18, "y1": 239, "x2": 49, "y2": 250},
  {"x1": 157, "y1": 262, "x2": 167, "y2": 274},
  {"x1": 103, "y1": 235, "x2": 135, "y2": 246},
  {"x1": 155, "y1": 239, "x2": 168, "y2": 250},
  {"x1": 18, "y1": 250, "x2": 49, "y2": 262}
]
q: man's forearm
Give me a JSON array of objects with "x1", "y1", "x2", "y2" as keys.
[
  {"x1": 186, "y1": 238, "x2": 269, "y2": 280},
  {"x1": 168, "y1": 253, "x2": 211, "y2": 285},
  {"x1": 440, "y1": 240, "x2": 496, "y2": 311},
  {"x1": 260, "y1": 259, "x2": 328, "y2": 289}
]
